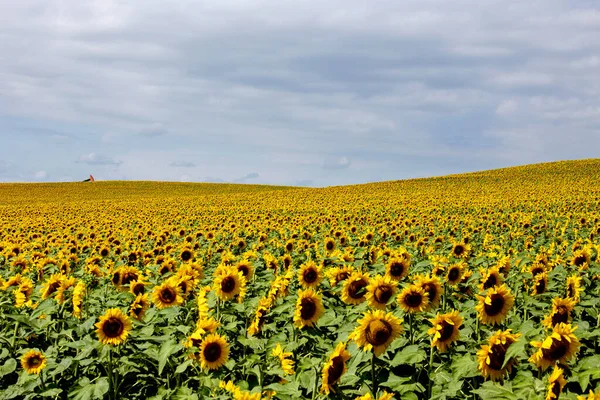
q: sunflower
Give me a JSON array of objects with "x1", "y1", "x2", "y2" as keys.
[
  {"x1": 475, "y1": 284, "x2": 514, "y2": 325},
  {"x1": 414, "y1": 274, "x2": 442, "y2": 310},
  {"x1": 566, "y1": 275, "x2": 583, "y2": 302},
  {"x1": 196, "y1": 316, "x2": 220, "y2": 334},
  {"x1": 355, "y1": 392, "x2": 395, "y2": 400},
  {"x1": 199, "y1": 333, "x2": 229, "y2": 370},
  {"x1": 326, "y1": 265, "x2": 354, "y2": 287},
  {"x1": 214, "y1": 267, "x2": 245, "y2": 301},
  {"x1": 451, "y1": 241, "x2": 471, "y2": 259},
  {"x1": 366, "y1": 275, "x2": 398, "y2": 309},
  {"x1": 320, "y1": 342, "x2": 351, "y2": 395},
  {"x1": 72, "y1": 281, "x2": 86, "y2": 318},
  {"x1": 95, "y1": 308, "x2": 133, "y2": 346},
  {"x1": 546, "y1": 365, "x2": 567, "y2": 400},
  {"x1": 397, "y1": 284, "x2": 430, "y2": 313},
  {"x1": 529, "y1": 262, "x2": 547, "y2": 277},
  {"x1": 476, "y1": 329, "x2": 522, "y2": 380},
  {"x1": 293, "y1": 288, "x2": 325, "y2": 329},
  {"x1": 341, "y1": 271, "x2": 370, "y2": 305},
  {"x1": 152, "y1": 279, "x2": 184, "y2": 309},
  {"x1": 40, "y1": 273, "x2": 64, "y2": 299},
  {"x1": 578, "y1": 391, "x2": 600, "y2": 400},
  {"x1": 235, "y1": 259, "x2": 254, "y2": 280},
  {"x1": 445, "y1": 263, "x2": 464, "y2": 286},
  {"x1": 385, "y1": 256, "x2": 410, "y2": 281},
  {"x1": 530, "y1": 323, "x2": 580, "y2": 370},
  {"x1": 130, "y1": 293, "x2": 151, "y2": 320},
  {"x1": 532, "y1": 272, "x2": 549, "y2": 295},
  {"x1": 350, "y1": 310, "x2": 403, "y2": 356},
  {"x1": 272, "y1": 343, "x2": 295, "y2": 375},
  {"x1": 248, "y1": 297, "x2": 272, "y2": 336},
  {"x1": 479, "y1": 267, "x2": 504, "y2": 292},
  {"x1": 543, "y1": 297, "x2": 576, "y2": 328},
  {"x1": 427, "y1": 310, "x2": 463, "y2": 352},
  {"x1": 324, "y1": 237, "x2": 336, "y2": 253},
  {"x1": 20, "y1": 350, "x2": 46, "y2": 374},
  {"x1": 130, "y1": 280, "x2": 146, "y2": 296},
  {"x1": 571, "y1": 249, "x2": 590, "y2": 268},
  {"x1": 297, "y1": 261, "x2": 323, "y2": 289}
]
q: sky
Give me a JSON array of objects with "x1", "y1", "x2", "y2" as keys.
[{"x1": 0, "y1": 1, "x2": 599, "y2": 186}]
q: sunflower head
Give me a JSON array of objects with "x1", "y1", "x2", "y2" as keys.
[
  {"x1": 320, "y1": 342, "x2": 351, "y2": 394},
  {"x1": 451, "y1": 242, "x2": 471, "y2": 258},
  {"x1": 298, "y1": 261, "x2": 322, "y2": 289},
  {"x1": 326, "y1": 265, "x2": 354, "y2": 287},
  {"x1": 532, "y1": 272, "x2": 549, "y2": 295},
  {"x1": 199, "y1": 333, "x2": 229, "y2": 370},
  {"x1": 475, "y1": 284, "x2": 514, "y2": 325},
  {"x1": 415, "y1": 274, "x2": 442, "y2": 310},
  {"x1": 129, "y1": 293, "x2": 150, "y2": 320},
  {"x1": 529, "y1": 323, "x2": 581, "y2": 370},
  {"x1": 293, "y1": 288, "x2": 325, "y2": 329},
  {"x1": 179, "y1": 247, "x2": 194, "y2": 263},
  {"x1": 366, "y1": 275, "x2": 398, "y2": 309},
  {"x1": 20, "y1": 350, "x2": 46, "y2": 374},
  {"x1": 543, "y1": 297, "x2": 576, "y2": 328},
  {"x1": 446, "y1": 263, "x2": 464, "y2": 285},
  {"x1": 398, "y1": 284, "x2": 430, "y2": 313},
  {"x1": 341, "y1": 272, "x2": 370, "y2": 305},
  {"x1": 427, "y1": 310, "x2": 463, "y2": 352},
  {"x1": 213, "y1": 266, "x2": 245, "y2": 301},
  {"x1": 546, "y1": 365, "x2": 567, "y2": 400},
  {"x1": 236, "y1": 260, "x2": 254, "y2": 280},
  {"x1": 350, "y1": 310, "x2": 403, "y2": 357},
  {"x1": 95, "y1": 308, "x2": 133, "y2": 346},
  {"x1": 566, "y1": 275, "x2": 582, "y2": 302},
  {"x1": 152, "y1": 279, "x2": 184, "y2": 309},
  {"x1": 480, "y1": 267, "x2": 503, "y2": 291},
  {"x1": 476, "y1": 329, "x2": 521, "y2": 380},
  {"x1": 386, "y1": 256, "x2": 410, "y2": 281}
]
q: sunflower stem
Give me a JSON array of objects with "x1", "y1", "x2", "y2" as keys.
[
  {"x1": 427, "y1": 343, "x2": 434, "y2": 398},
  {"x1": 40, "y1": 370, "x2": 46, "y2": 391},
  {"x1": 311, "y1": 366, "x2": 319, "y2": 400},
  {"x1": 475, "y1": 317, "x2": 480, "y2": 342},
  {"x1": 10, "y1": 322, "x2": 19, "y2": 355},
  {"x1": 442, "y1": 284, "x2": 447, "y2": 311},
  {"x1": 409, "y1": 313, "x2": 414, "y2": 345},
  {"x1": 371, "y1": 352, "x2": 377, "y2": 396},
  {"x1": 216, "y1": 299, "x2": 221, "y2": 321},
  {"x1": 108, "y1": 348, "x2": 115, "y2": 400}
]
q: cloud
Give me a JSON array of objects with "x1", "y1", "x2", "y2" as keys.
[
  {"x1": 77, "y1": 152, "x2": 122, "y2": 165},
  {"x1": 323, "y1": 156, "x2": 351, "y2": 170},
  {"x1": 139, "y1": 123, "x2": 168, "y2": 137},
  {"x1": 101, "y1": 132, "x2": 118, "y2": 143},
  {"x1": 169, "y1": 160, "x2": 196, "y2": 168},
  {"x1": 34, "y1": 170, "x2": 47, "y2": 180},
  {"x1": 234, "y1": 172, "x2": 259, "y2": 183}
]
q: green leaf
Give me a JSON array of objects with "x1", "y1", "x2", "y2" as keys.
[
  {"x1": 40, "y1": 388, "x2": 63, "y2": 397},
  {"x1": 389, "y1": 344, "x2": 426, "y2": 366},
  {"x1": 450, "y1": 354, "x2": 478, "y2": 379},
  {"x1": 175, "y1": 359, "x2": 193, "y2": 374},
  {"x1": 472, "y1": 381, "x2": 519, "y2": 400},
  {"x1": 157, "y1": 340, "x2": 182, "y2": 375},
  {"x1": 380, "y1": 372, "x2": 424, "y2": 395},
  {"x1": 501, "y1": 338, "x2": 525, "y2": 369},
  {"x1": 0, "y1": 358, "x2": 17, "y2": 377}
]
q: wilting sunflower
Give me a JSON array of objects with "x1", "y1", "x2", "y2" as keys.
[
  {"x1": 476, "y1": 329, "x2": 522, "y2": 380},
  {"x1": 479, "y1": 267, "x2": 504, "y2": 292},
  {"x1": 366, "y1": 275, "x2": 398, "y2": 309},
  {"x1": 385, "y1": 256, "x2": 410, "y2": 281},
  {"x1": 272, "y1": 343, "x2": 295, "y2": 375},
  {"x1": 397, "y1": 284, "x2": 430, "y2": 314},
  {"x1": 341, "y1": 271, "x2": 370, "y2": 305},
  {"x1": 21, "y1": 350, "x2": 46, "y2": 374},
  {"x1": 546, "y1": 365, "x2": 567, "y2": 400},
  {"x1": 326, "y1": 265, "x2": 354, "y2": 287},
  {"x1": 414, "y1": 274, "x2": 442, "y2": 310},
  {"x1": 95, "y1": 308, "x2": 133, "y2": 346},
  {"x1": 427, "y1": 310, "x2": 463, "y2": 352},
  {"x1": 129, "y1": 293, "x2": 150, "y2": 320},
  {"x1": 214, "y1": 267, "x2": 245, "y2": 301},
  {"x1": 451, "y1": 241, "x2": 471, "y2": 259},
  {"x1": 320, "y1": 342, "x2": 351, "y2": 395},
  {"x1": 350, "y1": 310, "x2": 403, "y2": 356},
  {"x1": 445, "y1": 263, "x2": 464, "y2": 286},
  {"x1": 293, "y1": 288, "x2": 325, "y2": 329},
  {"x1": 199, "y1": 333, "x2": 229, "y2": 370},
  {"x1": 529, "y1": 323, "x2": 580, "y2": 370},
  {"x1": 543, "y1": 297, "x2": 576, "y2": 328},
  {"x1": 475, "y1": 284, "x2": 514, "y2": 325},
  {"x1": 152, "y1": 279, "x2": 184, "y2": 309},
  {"x1": 532, "y1": 272, "x2": 549, "y2": 295},
  {"x1": 297, "y1": 261, "x2": 323, "y2": 289},
  {"x1": 566, "y1": 275, "x2": 583, "y2": 302}
]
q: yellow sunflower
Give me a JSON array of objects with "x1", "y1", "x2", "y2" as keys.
[
  {"x1": 235, "y1": 259, "x2": 254, "y2": 280},
  {"x1": 476, "y1": 329, "x2": 522, "y2": 380},
  {"x1": 542, "y1": 297, "x2": 576, "y2": 328},
  {"x1": 20, "y1": 350, "x2": 46, "y2": 374},
  {"x1": 546, "y1": 365, "x2": 567, "y2": 400},
  {"x1": 341, "y1": 271, "x2": 370, "y2": 305},
  {"x1": 272, "y1": 343, "x2": 295, "y2": 375},
  {"x1": 578, "y1": 391, "x2": 600, "y2": 400},
  {"x1": 445, "y1": 263, "x2": 464, "y2": 286},
  {"x1": 199, "y1": 333, "x2": 229, "y2": 370},
  {"x1": 451, "y1": 241, "x2": 471, "y2": 259},
  {"x1": 397, "y1": 284, "x2": 429, "y2": 314},
  {"x1": 529, "y1": 323, "x2": 580, "y2": 370},
  {"x1": 248, "y1": 297, "x2": 272, "y2": 336},
  {"x1": 95, "y1": 308, "x2": 133, "y2": 346},
  {"x1": 324, "y1": 237, "x2": 336, "y2": 253},
  {"x1": 566, "y1": 275, "x2": 583, "y2": 302},
  {"x1": 414, "y1": 274, "x2": 442, "y2": 310},
  {"x1": 129, "y1": 293, "x2": 151, "y2": 320},
  {"x1": 532, "y1": 272, "x2": 549, "y2": 295},
  {"x1": 479, "y1": 267, "x2": 504, "y2": 292},
  {"x1": 293, "y1": 288, "x2": 325, "y2": 329},
  {"x1": 427, "y1": 310, "x2": 463, "y2": 352},
  {"x1": 386, "y1": 256, "x2": 410, "y2": 281},
  {"x1": 326, "y1": 265, "x2": 354, "y2": 287},
  {"x1": 152, "y1": 279, "x2": 184, "y2": 309},
  {"x1": 321, "y1": 342, "x2": 351, "y2": 395},
  {"x1": 40, "y1": 273, "x2": 65, "y2": 300},
  {"x1": 475, "y1": 284, "x2": 514, "y2": 325},
  {"x1": 350, "y1": 310, "x2": 403, "y2": 356},
  {"x1": 366, "y1": 275, "x2": 398, "y2": 309},
  {"x1": 297, "y1": 261, "x2": 323, "y2": 289},
  {"x1": 213, "y1": 267, "x2": 245, "y2": 301}
]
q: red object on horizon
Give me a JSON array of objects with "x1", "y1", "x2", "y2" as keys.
[{"x1": 89, "y1": 175, "x2": 95, "y2": 182}]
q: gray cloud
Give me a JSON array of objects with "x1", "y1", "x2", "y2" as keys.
[
  {"x1": 234, "y1": 172, "x2": 260, "y2": 183},
  {"x1": 323, "y1": 156, "x2": 351, "y2": 170},
  {"x1": 139, "y1": 123, "x2": 168, "y2": 137},
  {"x1": 169, "y1": 160, "x2": 196, "y2": 168},
  {"x1": 77, "y1": 153, "x2": 122, "y2": 166}
]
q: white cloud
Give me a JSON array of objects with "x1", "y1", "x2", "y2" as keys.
[
  {"x1": 34, "y1": 170, "x2": 48, "y2": 180},
  {"x1": 323, "y1": 156, "x2": 351, "y2": 170}
]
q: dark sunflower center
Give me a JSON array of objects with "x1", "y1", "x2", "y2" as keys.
[
  {"x1": 336, "y1": 272, "x2": 350, "y2": 282},
  {"x1": 439, "y1": 322, "x2": 455, "y2": 341},
  {"x1": 488, "y1": 342, "x2": 510, "y2": 370},
  {"x1": 103, "y1": 317, "x2": 124, "y2": 338},
  {"x1": 422, "y1": 283, "x2": 437, "y2": 303},
  {"x1": 133, "y1": 304, "x2": 144, "y2": 317},
  {"x1": 181, "y1": 251, "x2": 192, "y2": 261},
  {"x1": 551, "y1": 307, "x2": 569, "y2": 326},
  {"x1": 551, "y1": 381, "x2": 562, "y2": 397},
  {"x1": 132, "y1": 284, "x2": 145, "y2": 295},
  {"x1": 160, "y1": 287, "x2": 177, "y2": 303},
  {"x1": 567, "y1": 284, "x2": 574, "y2": 298},
  {"x1": 300, "y1": 298, "x2": 317, "y2": 320},
  {"x1": 203, "y1": 342, "x2": 222, "y2": 362},
  {"x1": 532, "y1": 267, "x2": 544, "y2": 276},
  {"x1": 286, "y1": 243, "x2": 293, "y2": 251},
  {"x1": 454, "y1": 245, "x2": 464, "y2": 256},
  {"x1": 112, "y1": 273, "x2": 121, "y2": 285},
  {"x1": 389, "y1": 263, "x2": 404, "y2": 277},
  {"x1": 48, "y1": 282, "x2": 61, "y2": 295},
  {"x1": 303, "y1": 269, "x2": 318, "y2": 284},
  {"x1": 159, "y1": 265, "x2": 171, "y2": 275},
  {"x1": 374, "y1": 285, "x2": 393, "y2": 304},
  {"x1": 535, "y1": 279, "x2": 546, "y2": 294},
  {"x1": 483, "y1": 274, "x2": 497, "y2": 289},
  {"x1": 348, "y1": 279, "x2": 368, "y2": 299},
  {"x1": 221, "y1": 276, "x2": 236, "y2": 293},
  {"x1": 327, "y1": 356, "x2": 345, "y2": 384},
  {"x1": 122, "y1": 272, "x2": 138, "y2": 285},
  {"x1": 405, "y1": 292, "x2": 423, "y2": 308},
  {"x1": 28, "y1": 356, "x2": 42, "y2": 368},
  {"x1": 484, "y1": 294, "x2": 505, "y2": 316},
  {"x1": 326, "y1": 241, "x2": 335, "y2": 251},
  {"x1": 542, "y1": 338, "x2": 569, "y2": 361},
  {"x1": 366, "y1": 320, "x2": 392, "y2": 346},
  {"x1": 448, "y1": 268, "x2": 459, "y2": 282},
  {"x1": 574, "y1": 255, "x2": 586, "y2": 266},
  {"x1": 238, "y1": 266, "x2": 249, "y2": 277}
]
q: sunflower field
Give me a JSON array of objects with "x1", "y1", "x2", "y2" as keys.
[{"x1": 1, "y1": 160, "x2": 600, "y2": 400}]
